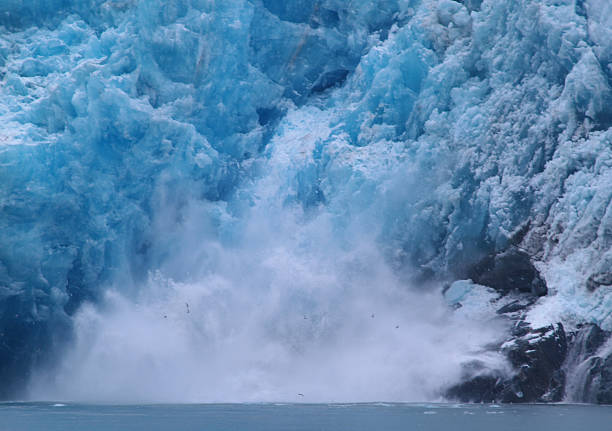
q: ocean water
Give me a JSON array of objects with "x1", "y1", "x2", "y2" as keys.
[{"x1": 1, "y1": 403, "x2": 611, "y2": 431}]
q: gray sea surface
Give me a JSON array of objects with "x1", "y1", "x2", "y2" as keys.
[{"x1": 0, "y1": 402, "x2": 610, "y2": 430}]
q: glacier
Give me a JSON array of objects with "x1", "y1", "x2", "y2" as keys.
[{"x1": 1, "y1": 0, "x2": 612, "y2": 402}]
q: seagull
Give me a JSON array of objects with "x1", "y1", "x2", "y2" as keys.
[
  {"x1": 395, "y1": 325, "x2": 400, "y2": 329},
  {"x1": 298, "y1": 393, "x2": 304, "y2": 397}
]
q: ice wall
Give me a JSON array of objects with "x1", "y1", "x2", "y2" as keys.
[
  {"x1": 1, "y1": 0, "x2": 611, "y2": 400},
  {"x1": 0, "y1": 0, "x2": 411, "y2": 399}
]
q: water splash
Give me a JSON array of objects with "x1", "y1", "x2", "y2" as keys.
[{"x1": 29, "y1": 196, "x2": 507, "y2": 403}]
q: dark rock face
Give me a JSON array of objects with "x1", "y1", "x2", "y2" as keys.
[
  {"x1": 564, "y1": 324, "x2": 612, "y2": 404},
  {"x1": 446, "y1": 241, "x2": 559, "y2": 403},
  {"x1": 468, "y1": 246, "x2": 547, "y2": 297},
  {"x1": 448, "y1": 322, "x2": 612, "y2": 405},
  {"x1": 447, "y1": 323, "x2": 568, "y2": 403},
  {"x1": 496, "y1": 298, "x2": 536, "y2": 315},
  {"x1": 574, "y1": 324, "x2": 609, "y2": 357},
  {"x1": 503, "y1": 323, "x2": 567, "y2": 402},
  {"x1": 597, "y1": 356, "x2": 612, "y2": 403},
  {"x1": 446, "y1": 374, "x2": 505, "y2": 403},
  {"x1": 581, "y1": 357, "x2": 604, "y2": 403}
]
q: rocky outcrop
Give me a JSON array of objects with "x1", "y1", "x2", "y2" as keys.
[
  {"x1": 496, "y1": 297, "x2": 536, "y2": 315},
  {"x1": 447, "y1": 323, "x2": 568, "y2": 403},
  {"x1": 467, "y1": 246, "x2": 547, "y2": 297},
  {"x1": 563, "y1": 324, "x2": 612, "y2": 403},
  {"x1": 503, "y1": 323, "x2": 567, "y2": 402},
  {"x1": 597, "y1": 355, "x2": 612, "y2": 403},
  {"x1": 447, "y1": 320, "x2": 612, "y2": 404},
  {"x1": 446, "y1": 373, "x2": 505, "y2": 404},
  {"x1": 445, "y1": 240, "x2": 566, "y2": 403}
]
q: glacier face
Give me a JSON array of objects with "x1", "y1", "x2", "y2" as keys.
[{"x1": 0, "y1": 0, "x2": 611, "y2": 401}]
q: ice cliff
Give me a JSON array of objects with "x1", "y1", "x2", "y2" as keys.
[{"x1": 0, "y1": 0, "x2": 611, "y2": 402}]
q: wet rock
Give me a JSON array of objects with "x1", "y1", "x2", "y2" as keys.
[
  {"x1": 468, "y1": 246, "x2": 547, "y2": 297},
  {"x1": 575, "y1": 324, "x2": 609, "y2": 356},
  {"x1": 502, "y1": 323, "x2": 567, "y2": 402},
  {"x1": 510, "y1": 320, "x2": 532, "y2": 337},
  {"x1": 574, "y1": 343, "x2": 612, "y2": 404},
  {"x1": 579, "y1": 356, "x2": 604, "y2": 403},
  {"x1": 446, "y1": 374, "x2": 505, "y2": 403},
  {"x1": 560, "y1": 324, "x2": 610, "y2": 403},
  {"x1": 446, "y1": 360, "x2": 507, "y2": 403},
  {"x1": 586, "y1": 272, "x2": 612, "y2": 292},
  {"x1": 596, "y1": 355, "x2": 612, "y2": 404},
  {"x1": 447, "y1": 323, "x2": 568, "y2": 403},
  {"x1": 496, "y1": 297, "x2": 536, "y2": 315}
]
